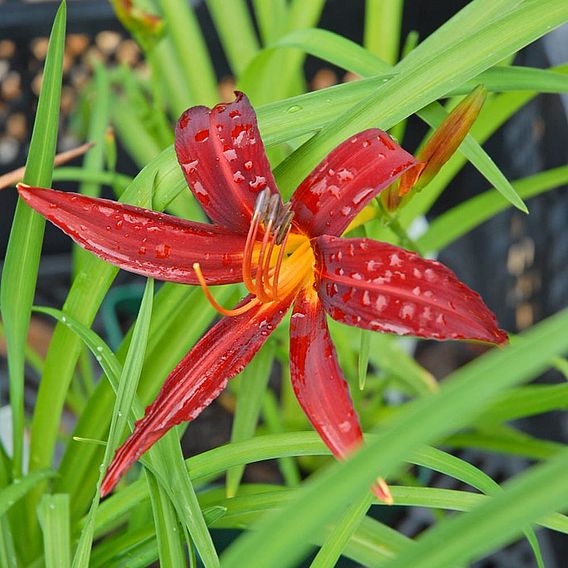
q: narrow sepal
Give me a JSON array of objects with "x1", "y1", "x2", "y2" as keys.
[
  {"x1": 290, "y1": 129, "x2": 415, "y2": 237},
  {"x1": 101, "y1": 294, "x2": 293, "y2": 496},
  {"x1": 17, "y1": 185, "x2": 247, "y2": 285},
  {"x1": 315, "y1": 235, "x2": 508, "y2": 345},
  {"x1": 175, "y1": 92, "x2": 281, "y2": 233},
  {"x1": 290, "y1": 286, "x2": 392, "y2": 503}
]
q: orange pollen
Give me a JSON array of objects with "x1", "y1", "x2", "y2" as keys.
[{"x1": 194, "y1": 189, "x2": 314, "y2": 317}]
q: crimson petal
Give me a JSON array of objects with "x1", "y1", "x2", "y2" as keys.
[
  {"x1": 290, "y1": 287, "x2": 365, "y2": 457},
  {"x1": 290, "y1": 287, "x2": 391, "y2": 503},
  {"x1": 175, "y1": 92, "x2": 280, "y2": 233},
  {"x1": 101, "y1": 294, "x2": 293, "y2": 496},
  {"x1": 315, "y1": 235, "x2": 508, "y2": 344},
  {"x1": 290, "y1": 129, "x2": 415, "y2": 237},
  {"x1": 17, "y1": 185, "x2": 247, "y2": 285}
]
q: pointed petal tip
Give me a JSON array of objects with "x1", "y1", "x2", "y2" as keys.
[{"x1": 373, "y1": 477, "x2": 393, "y2": 505}]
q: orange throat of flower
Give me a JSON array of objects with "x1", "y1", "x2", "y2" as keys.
[{"x1": 194, "y1": 189, "x2": 315, "y2": 316}]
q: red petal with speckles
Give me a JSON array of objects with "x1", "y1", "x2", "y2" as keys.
[
  {"x1": 175, "y1": 92, "x2": 280, "y2": 233},
  {"x1": 290, "y1": 129, "x2": 415, "y2": 237},
  {"x1": 17, "y1": 185, "x2": 247, "y2": 285},
  {"x1": 290, "y1": 287, "x2": 391, "y2": 503},
  {"x1": 315, "y1": 235, "x2": 508, "y2": 345},
  {"x1": 101, "y1": 293, "x2": 293, "y2": 496}
]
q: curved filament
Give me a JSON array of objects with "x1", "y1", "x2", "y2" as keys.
[{"x1": 193, "y1": 263, "x2": 260, "y2": 316}]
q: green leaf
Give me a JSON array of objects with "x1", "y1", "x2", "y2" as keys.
[
  {"x1": 227, "y1": 342, "x2": 275, "y2": 497},
  {"x1": 364, "y1": 0, "x2": 404, "y2": 65},
  {"x1": 383, "y1": 450, "x2": 568, "y2": 567},
  {"x1": 144, "y1": 472, "x2": 186, "y2": 568},
  {"x1": 205, "y1": 0, "x2": 259, "y2": 76},
  {"x1": 221, "y1": 307, "x2": 568, "y2": 567},
  {"x1": 273, "y1": 2, "x2": 568, "y2": 204},
  {"x1": 160, "y1": 0, "x2": 218, "y2": 105},
  {"x1": 265, "y1": 26, "x2": 527, "y2": 210},
  {"x1": 38, "y1": 494, "x2": 71, "y2": 568},
  {"x1": 357, "y1": 330, "x2": 371, "y2": 390},
  {"x1": 73, "y1": 62, "x2": 110, "y2": 275},
  {"x1": 0, "y1": 0, "x2": 66, "y2": 480},
  {"x1": 310, "y1": 492, "x2": 374, "y2": 568},
  {"x1": 0, "y1": 470, "x2": 56, "y2": 517},
  {"x1": 419, "y1": 165, "x2": 568, "y2": 252},
  {"x1": 37, "y1": 303, "x2": 220, "y2": 568}
]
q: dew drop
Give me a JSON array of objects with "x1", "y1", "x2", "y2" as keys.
[
  {"x1": 223, "y1": 148, "x2": 237, "y2": 161},
  {"x1": 249, "y1": 176, "x2": 267, "y2": 190},
  {"x1": 244, "y1": 160, "x2": 253, "y2": 171},
  {"x1": 352, "y1": 187, "x2": 374, "y2": 205},
  {"x1": 155, "y1": 243, "x2": 171, "y2": 259},
  {"x1": 287, "y1": 105, "x2": 302, "y2": 113},
  {"x1": 233, "y1": 171, "x2": 245, "y2": 183},
  {"x1": 194, "y1": 129, "x2": 209, "y2": 142}
]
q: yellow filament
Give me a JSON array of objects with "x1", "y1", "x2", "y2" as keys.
[{"x1": 193, "y1": 263, "x2": 261, "y2": 316}]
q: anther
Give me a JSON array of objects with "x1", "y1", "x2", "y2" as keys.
[
  {"x1": 275, "y1": 209, "x2": 294, "y2": 244},
  {"x1": 253, "y1": 187, "x2": 272, "y2": 220}
]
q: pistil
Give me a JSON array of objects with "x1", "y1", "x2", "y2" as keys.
[{"x1": 195, "y1": 188, "x2": 303, "y2": 317}]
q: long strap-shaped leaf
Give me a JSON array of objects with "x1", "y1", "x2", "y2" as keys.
[{"x1": 0, "y1": 0, "x2": 66, "y2": 480}]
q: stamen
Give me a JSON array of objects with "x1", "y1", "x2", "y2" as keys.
[
  {"x1": 255, "y1": 193, "x2": 280, "y2": 302},
  {"x1": 242, "y1": 188, "x2": 272, "y2": 293},
  {"x1": 193, "y1": 263, "x2": 260, "y2": 316},
  {"x1": 271, "y1": 225, "x2": 291, "y2": 299}
]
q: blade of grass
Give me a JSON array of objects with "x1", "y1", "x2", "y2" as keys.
[
  {"x1": 38, "y1": 494, "x2": 70, "y2": 568},
  {"x1": 227, "y1": 342, "x2": 275, "y2": 497},
  {"x1": 205, "y1": 0, "x2": 259, "y2": 76},
  {"x1": 364, "y1": 0, "x2": 404, "y2": 65},
  {"x1": 252, "y1": 0, "x2": 287, "y2": 45},
  {"x1": 0, "y1": 0, "x2": 66, "y2": 481},
  {"x1": 0, "y1": 470, "x2": 56, "y2": 517},
  {"x1": 71, "y1": 278, "x2": 154, "y2": 568},
  {"x1": 37, "y1": 303, "x2": 221, "y2": 568},
  {"x1": 144, "y1": 472, "x2": 186, "y2": 568},
  {"x1": 383, "y1": 451, "x2": 568, "y2": 567},
  {"x1": 73, "y1": 62, "x2": 110, "y2": 275},
  {"x1": 52, "y1": 168, "x2": 133, "y2": 189},
  {"x1": 160, "y1": 0, "x2": 218, "y2": 105},
  {"x1": 263, "y1": 27, "x2": 527, "y2": 209},
  {"x1": 357, "y1": 330, "x2": 371, "y2": 391},
  {"x1": 419, "y1": 165, "x2": 568, "y2": 253},
  {"x1": 311, "y1": 492, "x2": 375, "y2": 568}
]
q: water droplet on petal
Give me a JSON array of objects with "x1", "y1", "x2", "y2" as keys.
[
  {"x1": 194, "y1": 130, "x2": 209, "y2": 142},
  {"x1": 155, "y1": 243, "x2": 171, "y2": 259}
]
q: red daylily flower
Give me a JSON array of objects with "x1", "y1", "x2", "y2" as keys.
[{"x1": 17, "y1": 93, "x2": 507, "y2": 503}]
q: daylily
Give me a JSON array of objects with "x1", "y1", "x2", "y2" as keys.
[{"x1": 17, "y1": 92, "x2": 507, "y2": 502}]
